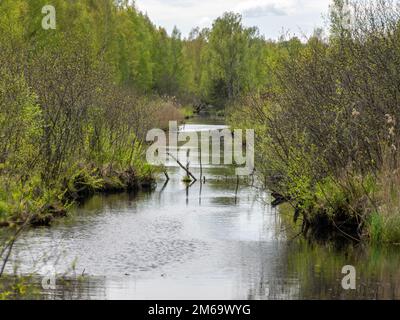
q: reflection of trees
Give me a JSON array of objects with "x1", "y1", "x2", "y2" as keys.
[
  {"x1": 43, "y1": 276, "x2": 107, "y2": 300},
  {"x1": 210, "y1": 197, "x2": 238, "y2": 206},
  {"x1": 242, "y1": 239, "x2": 400, "y2": 300},
  {"x1": 75, "y1": 191, "x2": 149, "y2": 216},
  {"x1": 242, "y1": 242, "x2": 301, "y2": 300},
  {"x1": 0, "y1": 275, "x2": 107, "y2": 300},
  {"x1": 282, "y1": 241, "x2": 400, "y2": 299}
]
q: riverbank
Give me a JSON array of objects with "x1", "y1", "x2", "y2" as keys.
[
  {"x1": 226, "y1": 1, "x2": 400, "y2": 244},
  {"x1": 0, "y1": 163, "x2": 158, "y2": 228}
]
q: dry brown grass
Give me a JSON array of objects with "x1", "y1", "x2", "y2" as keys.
[{"x1": 151, "y1": 97, "x2": 184, "y2": 130}]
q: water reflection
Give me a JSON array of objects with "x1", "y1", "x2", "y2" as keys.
[
  {"x1": 284, "y1": 241, "x2": 400, "y2": 299},
  {"x1": 1, "y1": 118, "x2": 400, "y2": 300}
]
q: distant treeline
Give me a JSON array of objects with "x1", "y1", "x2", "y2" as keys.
[{"x1": 3, "y1": 0, "x2": 275, "y2": 106}]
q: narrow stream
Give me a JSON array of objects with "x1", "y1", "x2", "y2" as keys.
[{"x1": 4, "y1": 118, "x2": 400, "y2": 299}]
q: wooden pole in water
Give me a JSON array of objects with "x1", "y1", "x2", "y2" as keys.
[
  {"x1": 199, "y1": 141, "x2": 203, "y2": 183},
  {"x1": 186, "y1": 149, "x2": 190, "y2": 172},
  {"x1": 251, "y1": 168, "x2": 255, "y2": 187},
  {"x1": 235, "y1": 175, "x2": 239, "y2": 204}
]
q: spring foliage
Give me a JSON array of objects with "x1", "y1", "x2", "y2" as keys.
[{"x1": 229, "y1": 0, "x2": 400, "y2": 243}]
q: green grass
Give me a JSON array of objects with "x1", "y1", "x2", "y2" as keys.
[
  {"x1": 369, "y1": 212, "x2": 400, "y2": 244},
  {"x1": 181, "y1": 106, "x2": 194, "y2": 119}
]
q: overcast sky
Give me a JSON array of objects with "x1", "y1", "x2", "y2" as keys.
[{"x1": 135, "y1": 0, "x2": 332, "y2": 40}]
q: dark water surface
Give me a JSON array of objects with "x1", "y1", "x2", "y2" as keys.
[{"x1": 3, "y1": 118, "x2": 400, "y2": 299}]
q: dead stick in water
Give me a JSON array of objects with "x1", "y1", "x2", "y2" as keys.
[
  {"x1": 167, "y1": 152, "x2": 197, "y2": 182},
  {"x1": 199, "y1": 144, "x2": 203, "y2": 182}
]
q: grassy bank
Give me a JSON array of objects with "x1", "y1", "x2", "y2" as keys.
[
  {"x1": 0, "y1": 163, "x2": 157, "y2": 228},
  {"x1": 0, "y1": 58, "x2": 177, "y2": 228}
]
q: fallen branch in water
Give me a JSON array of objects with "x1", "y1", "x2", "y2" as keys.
[{"x1": 167, "y1": 152, "x2": 197, "y2": 182}]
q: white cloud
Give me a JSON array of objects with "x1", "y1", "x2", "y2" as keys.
[
  {"x1": 234, "y1": 0, "x2": 296, "y2": 17},
  {"x1": 135, "y1": 0, "x2": 331, "y2": 39}
]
